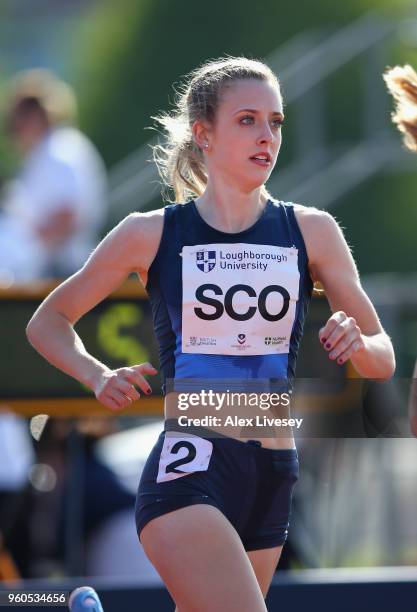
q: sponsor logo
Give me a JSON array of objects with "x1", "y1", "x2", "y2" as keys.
[
  {"x1": 264, "y1": 336, "x2": 286, "y2": 346},
  {"x1": 237, "y1": 333, "x2": 246, "y2": 345},
  {"x1": 196, "y1": 250, "x2": 216, "y2": 273},
  {"x1": 187, "y1": 336, "x2": 217, "y2": 347}
]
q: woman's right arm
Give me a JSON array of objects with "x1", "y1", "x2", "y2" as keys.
[{"x1": 26, "y1": 210, "x2": 164, "y2": 410}]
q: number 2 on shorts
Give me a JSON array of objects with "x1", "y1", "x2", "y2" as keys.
[{"x1": 157, "y1": 434, "x2": 213, "y2": 483}]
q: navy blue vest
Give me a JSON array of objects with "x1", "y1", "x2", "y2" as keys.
[{"x1": 146, "y1": 199, "x2": 313, "y2": 393}]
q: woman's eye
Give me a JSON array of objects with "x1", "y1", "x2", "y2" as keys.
[
  {"x1": 240, "y1": 115, "x2": 254, "y2": 125},
  {"x1": 272, "y1": 119, "x2": 283, "y2": 129}
]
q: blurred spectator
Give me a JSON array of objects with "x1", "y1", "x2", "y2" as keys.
[
  {"x1": 383, "y1": 65, "x2": 417, "y2": 437},
  {"x1": 0, "y1": 69, "x2": 107, "y2": 282}
]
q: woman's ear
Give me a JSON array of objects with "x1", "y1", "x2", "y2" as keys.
[{"x1": 192, "y1": 120, "x2": 211, "y2": 152}]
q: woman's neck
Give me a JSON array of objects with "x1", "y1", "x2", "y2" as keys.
[{"x1": 194, "y1": 183, "x2": 268, "y2": 233}]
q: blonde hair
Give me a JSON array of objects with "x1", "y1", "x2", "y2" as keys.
[
  {"x1": 384, "y1": 64, "x2": 417, "y2": 152},
  {"x1": 152, "y1": 56, "x2": 281, "y2": 202}
]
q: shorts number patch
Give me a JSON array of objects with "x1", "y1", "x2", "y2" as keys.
[{"x1": 157, "y1": 434, "x2": 213, "y2": 483}]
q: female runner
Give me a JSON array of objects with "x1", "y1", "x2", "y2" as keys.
[
  {"x1": 383, "y1": 64, "x2": 417, "y2": 437},
  {"x1": 27, "y1": 57, "x2": 395, "y2": 611}
]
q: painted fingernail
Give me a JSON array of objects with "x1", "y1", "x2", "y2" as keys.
[
  {"x1": 146, "y1": 388, "x2": 152, "y2": 395},
  {"x1": 325, "y1": 343, "x2": 331, "y2": 349},
  {"x1": 338, "y1": 358, "x2": 344, "y2": 365},
  {"x1": 321, "y1": 337, "x2": 326, "y2": 344},
  {"x1": 329, "y1": 352, "x2": 335, "y2": 359}
]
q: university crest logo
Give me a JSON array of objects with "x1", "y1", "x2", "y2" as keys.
[{"x1": 196, "y1": 250, "x2": 216, "y2": 272}]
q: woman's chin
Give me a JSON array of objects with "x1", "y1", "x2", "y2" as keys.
[
  {"x1": 244, "y1": 168, "x2": 274, "y2": 188},
  {"x1": 240, "y1": 179, "x2": 269, "y2": 194}
]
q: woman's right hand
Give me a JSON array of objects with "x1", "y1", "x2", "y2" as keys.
[
  {"x1": 26, "y1": 212, "x2": 164, "y2": 399},
  {"x1": 94, "y1": 363, "x2": 158, "y2": 411}
]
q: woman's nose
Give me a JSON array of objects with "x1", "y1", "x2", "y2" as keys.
[{"x1": 256, "y1": 123, "x2": 274, "y2": 144}]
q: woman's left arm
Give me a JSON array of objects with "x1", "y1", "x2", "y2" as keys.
[{"x1": 295, "y1": 207, "x2": 395, "y2": 380}]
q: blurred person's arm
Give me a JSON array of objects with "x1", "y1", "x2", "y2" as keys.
[
  {"x1": 296, "y1": 206, "x2": 395, "y2": 380},
  {"x1": 31, "y1": 150, "x2": 94, "y2": 248},
  {"x1": 409, "y1": 360, "x2": 417, "y2": 437},
  {"x1": 26, "y1": 211, "x2": 163, "y2": 409}
]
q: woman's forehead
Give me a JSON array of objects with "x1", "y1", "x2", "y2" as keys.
[{"x1": 220, "y1": 79, "x2": 283, "y2": 114}]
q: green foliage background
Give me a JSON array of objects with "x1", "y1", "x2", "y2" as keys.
[
  {"x1": 2, "y1": 0, "x2": 417, "y2": 276},
  {"x1": 74, "y1": 0, "x2": 411, "y2": 164}
]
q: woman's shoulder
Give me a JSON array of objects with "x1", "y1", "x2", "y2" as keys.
[
  {"x1": 106, "y1": 208, "x2": 169, "y2": 281},
  {"x1": 120, "y1": 200, "x2": 197, "y2": 245},
  {"x1": 121, "y1": 207, "x2": 165, "y2": 237},
  {"x1": 271, "y1": 199, "x2": 333, "y2": 222},
  {"x1": 292, "y1": 202, "x2": 328, "y2": 219},
  {"x1": 292, "y1": 203, "x2": 339, "y2": 236},
  {"x1": 290, "y1": 204, "x2": 348, "y2": 271},
  {"x1": 108, "y1": 209, "x2": 166, "y2": 273}
]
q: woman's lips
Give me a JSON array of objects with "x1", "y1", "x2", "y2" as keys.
[{"x1": 249, "y1": 157, "x2": 272, "y2": 167}]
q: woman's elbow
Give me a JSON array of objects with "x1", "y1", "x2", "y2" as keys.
[
  {"x1": 26, "y1": 311, "x2": 42, "y2": 347},
  {"x1": 380, "y1": 348, "x2": 396, "y2": 381},
  {"x1": 26, "y1": 307, "x2": 50, "y2": 348}
]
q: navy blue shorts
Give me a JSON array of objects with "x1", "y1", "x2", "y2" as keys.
[{"x1": 135, "y1": 430, "x2": 299, "y2": 551}]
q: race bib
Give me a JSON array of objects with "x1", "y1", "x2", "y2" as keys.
[
  {"x1": 157, "y1": 434, "x2": 213, "y2": 483},
  {"x1": 182, "y1": 243, "x2": 300, "y2": 355}
]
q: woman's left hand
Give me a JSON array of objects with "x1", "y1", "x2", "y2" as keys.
[
  {"x1": 295, "y1": 207, "x2": 395, "y2": 379},
  {"x1": 319, "y1": 311, "x2": 365, "y2": 366}
]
